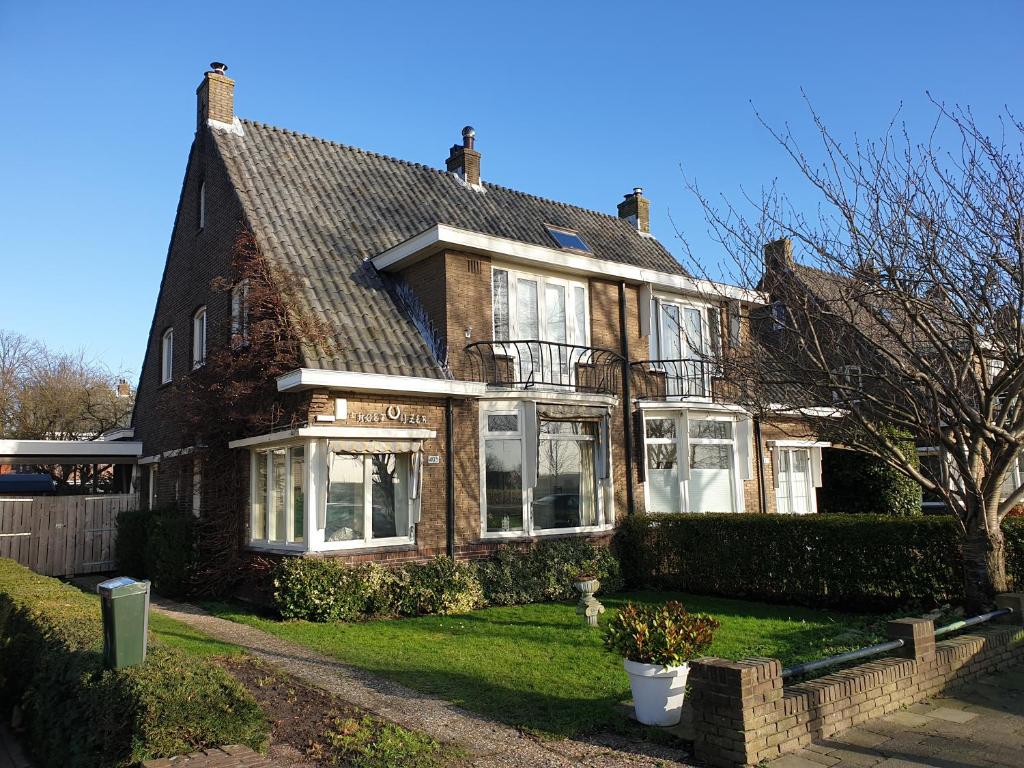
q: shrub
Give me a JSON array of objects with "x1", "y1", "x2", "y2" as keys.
[
  {"x1": 1005, "y1": 518, "x2": 1024, "y2": 591},
  {"x1": 0, "y1": 558, "x2": 267, "y2": 767},
  {"x1": 404, "y1": 557, "x2": 483, "y2": 615},
  {"x1": 603, "y1": 601, "x2": 719, "y2": 666},
  {"x1": 114, "y1": 506, "x2": 197, "y2": 598},
  {"x1": 475, "y1": 538, "x2": 624, "y2": 606},
  {"x1": 615, "y1": 513, "x2": 967, "y2": 610},
  {"x1": 818, "y1": 431, "x2": 922, "y2": 516}
]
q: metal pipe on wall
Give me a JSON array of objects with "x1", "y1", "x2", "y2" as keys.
[
  {"x1": 618, "y1": 282, "x2": 636, "y2": 515},
  {"x1": 445, "y1": 397, "x2": 456, "y2": 558}
]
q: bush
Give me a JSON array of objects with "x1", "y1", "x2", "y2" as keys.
[
  {"x1": 274, "y1": 556, "x2": 482, "y2": 621},
  {"x1": 115, "y1": 507, "x2": 196, "y2": 598},
  {"x1": 475, "y1": 538, "x2": 624, "y2": 606},
  {"x1": 818, "y1": 432, "x2": 922, "y2": 516},
  {"x1": 1005, "y1": 518, "x2": 1024, "y2": 591},
  {"x1": 615, "y1": 513, "x2": 967, "y2": 610},
  {"x1": 0, "y1": 558, "x2": 267, "y2": 767},
  {"x1": 603, "y1": 601, "x2": 719, "y2": 666}
]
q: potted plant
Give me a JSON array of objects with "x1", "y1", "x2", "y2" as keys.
[{"x1": 603, "y1": 601, "x2": 720, "y2": 726}]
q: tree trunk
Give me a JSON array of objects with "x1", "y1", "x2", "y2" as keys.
[{"x1": 962, "y1": 522, "x2": 1008, "y2": 613}]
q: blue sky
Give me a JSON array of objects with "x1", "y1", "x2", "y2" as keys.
[{"x1": 0, "y1": 1, "x2": 1019, "y2": 380}]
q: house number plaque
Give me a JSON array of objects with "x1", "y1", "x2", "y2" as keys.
[{"x1": 353, "y1": 405, "x2": 427, "y2": 425}]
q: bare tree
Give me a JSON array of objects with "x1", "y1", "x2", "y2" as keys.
[{"x1": 683, "y1": 101, "x2": 1024, "y2": 609}]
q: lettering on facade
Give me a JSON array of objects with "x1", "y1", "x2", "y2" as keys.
[{"x1": 352, "y1": 405, "x2": 428, "y2": 425}]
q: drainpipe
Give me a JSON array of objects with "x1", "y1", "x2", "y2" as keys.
[
  {"x1": 445, "y1": 397, "x2": 456, "y2": 557},
  {"x1": 618, "y1": 282, "x2": 636, "y2": 516},
  {"x1": 754, "y1": 417, "x2": 768, "y2": 514}
]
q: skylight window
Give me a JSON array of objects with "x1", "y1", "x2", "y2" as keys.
[{"x1": 546, "y1": 226, "x2": 591, "y2": 253}]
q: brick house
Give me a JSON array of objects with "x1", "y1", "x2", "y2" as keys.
[{"x1": 131, "y1": 64, "x2": 833, "y2": 567}]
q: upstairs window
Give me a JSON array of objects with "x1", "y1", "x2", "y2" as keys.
[
  {"x1": 545, "y1": 225, "x2": 591, "y2": 253},
  {"x1": 231, "y1": 280, "x2": 250, "y2": 346},
  {"x1": 198, "y1": 181, "x2": 206, "y2": 229},
  {"x1": 161, "y1": 328, "x2": 174, "y2": 384},
  {"x1": 192, "y1": 307, "x2": 207, "y2": 368}
]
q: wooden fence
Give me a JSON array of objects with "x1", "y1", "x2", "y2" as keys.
[{"x1": 0, "y1": 494, "x2": 137, "y2": 577}]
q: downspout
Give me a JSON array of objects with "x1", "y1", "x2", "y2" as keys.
[
  {"x1": 754, "y1": 417, "x2": 768, "y2": 514},
  {"x1": 619, "y1": 282, "x2": 637, "y2": 515},
  {"x1": 445, "y1": 397, "x2": 456, "y2": 557}
]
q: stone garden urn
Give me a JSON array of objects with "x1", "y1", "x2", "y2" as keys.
[{"x1": 575, "y1": 576, "x2": 605, "y2": 627}]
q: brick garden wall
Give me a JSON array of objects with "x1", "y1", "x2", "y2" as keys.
[{"x1": 689, "y1": 593, "x2": 1024, "y2": 767}]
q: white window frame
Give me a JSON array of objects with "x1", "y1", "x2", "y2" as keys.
[
  {"x1": 231, "y1": 280, "x2": 250, "y2": 347},
  {"x1": 161, "y1": 328, "x2": 173, "y2": 384},
  {"x1": 479, "y1": 400, "x2": 610, "y2": 539},
  {"x1": 641, "y1": 409, "x2": 747, "y2": 514},
  {"x1": 192, "y1": 307, "x2": 207, "y2": 369},
  {"x1": 321, "y1": 452, "x2": 415, "y2": 550},
  {"x1": 773, "y1": 447, "x2": 817, "y2": 515},
  {"x1": 249, "y1": 444, "x2": 308, "y2": 550},
  {"x1": 650, "y1": 295, "x2": 715, "y2": 399},
  {"x1": 491, "y1": 266, "x2": 589, "y2": 346}
]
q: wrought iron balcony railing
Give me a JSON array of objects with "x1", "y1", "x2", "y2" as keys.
[
  {"x1": 464, "y1": 340, "x2": 624, "y2": 395},
  {"x1": 630, "y1": 358, "x2": 715, "y2": 401}
]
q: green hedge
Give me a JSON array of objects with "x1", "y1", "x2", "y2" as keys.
[
  {"x1": 274, "y1": 539, "x2": 623, "y2": 621},
  {"x1": 615, "y1": 513, "x2": 983, "y2": 610},
  {"x1": 0, "y1": 559, "x2": 267, "y2": 767},
  {"x1": 818, "y1": 442, "x2": 923, "y2": 517},
  {"x1": 115, "y1": 507, "x2": 196, "y2": 598}
]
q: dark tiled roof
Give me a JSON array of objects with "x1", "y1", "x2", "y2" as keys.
[{"x1": 212, "y1": 120, "x2": 686, "y2": 376}]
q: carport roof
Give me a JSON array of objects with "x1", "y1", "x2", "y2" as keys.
[{"x1": 0, "y1": 440, "x2": 143, "y2": 464}]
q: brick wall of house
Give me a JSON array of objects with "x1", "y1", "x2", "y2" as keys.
[{"x1": 132, "y1": 127, "x2": 270, "y2": 510}]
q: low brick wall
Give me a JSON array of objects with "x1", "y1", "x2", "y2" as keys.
[{"x1": 689, "y1": 593, "x2": 1024, "y2": 767}]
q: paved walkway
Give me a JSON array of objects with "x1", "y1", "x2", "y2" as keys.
[
  {"x1": 769, "y1": 666, "x2": 1024, "y2": 768},
  {"x1": 150, "y1": 597, "x2": 695, "y2": 768}
]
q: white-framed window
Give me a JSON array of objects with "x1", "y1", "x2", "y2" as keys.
[
  {"x1": 650, "y1": 297, "x2": 713, "y2": 397},
  {"x1": 642, "y1": 410, "x2": 750, "y2": 514},
  {"x1": 198, "y1": 180, "x2": 206, "y2": 229},
  {"x1": 192, "y1": 307, "x2": 207, "y2": 368},
  {"x1": 480, "y1": 401, "x2": 609, "y2": 537},
  {"x1": 251, "y1": 446, "x2": 306, "y2": 545},
  {"x1": 325, "y1": 452, "x2": 414, "y2": 547},
  {"x1": 231, "y1": 280, "x2": 250, "y2": 346},
  {"x1": 161, "y1": 328, "x2": 174, "y2": 384},
  {"x1": 774, "y1": 448, "x2": 815, "y2": 514},
  {"x1": 491, "y1": 267, "x2": 589, "y2": 345},
  {"x1": 917, "y1": 446, "x2": 948, "y2": 510}
]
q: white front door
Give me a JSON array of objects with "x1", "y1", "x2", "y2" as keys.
[{"x1": 775, "y1": 448, "x2": 814, "y2": 514}]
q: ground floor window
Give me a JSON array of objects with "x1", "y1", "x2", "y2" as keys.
[
  {"x1": 643, "y1": 410, "x2": 748, "y2": 514},
  {"x1": 326, "y1": 452, "x2": 412, "y2": 545},
  {"x1": 774, "y1": 448, "x2": 814, "y2": 514},
  {"x1": 251, "y1": 446, "x2": 305, "y2": 545},
  {"x1": 481, "y1": 401, "x2": 609, "y2": 536}
]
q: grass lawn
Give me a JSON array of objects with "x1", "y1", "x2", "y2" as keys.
[
  {"x1": 205, "y1": 591, "x2": 884, "y2": 737},
  {"x1": 148, "y1": 610, "x2": 245, "y2": 658}
]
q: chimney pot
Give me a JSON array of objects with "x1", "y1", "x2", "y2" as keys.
[
  {"x1": 210, "y1": 61, "x2": 228, "y2": 75},
  {"x1": 617, "y1": 186, "x2": 651, "y2": 234},
  {"x1": 462, "y1": 125, "x2": 476, "y2": 149}
]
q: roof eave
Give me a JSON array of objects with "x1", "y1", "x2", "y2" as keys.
[{"x1": 371, "y1": 224, "x2": 766, "y2": 305}]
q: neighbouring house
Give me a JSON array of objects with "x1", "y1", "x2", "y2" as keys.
[{"x1": 131, "y1": 64, "x2": 834, "y2": 573}]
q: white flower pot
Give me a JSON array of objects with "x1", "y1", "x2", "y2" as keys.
[{"x1": 623, "y1": 658, "x2": 690, "y2": 726}]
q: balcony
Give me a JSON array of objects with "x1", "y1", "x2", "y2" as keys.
[
  {"x1": 464, "y1": 340, "x2": 623, "y2": 395},
  {"x1": 630, "y1": 358, "x2": 715, "y2": 401}
]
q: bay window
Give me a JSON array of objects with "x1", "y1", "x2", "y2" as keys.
[
  {"x1": 642, "y1": 411, "x2": 751, "y2": 514},
  {"x1": 251, "y1": 446, "x2": 305, "y2": 545},
  {"x1": 326, "y1": 452, "x2": 413, "y2": 545},
  {"x1": 481, "y1": 401, "x2": 610, "y2": 536}
]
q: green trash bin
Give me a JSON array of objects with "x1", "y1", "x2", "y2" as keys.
[{"x1": 97, "y1": 576, "x2": 150, "y2": 669}]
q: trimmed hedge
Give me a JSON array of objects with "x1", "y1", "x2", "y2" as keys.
[
  {"x1": 115, "y1": 506, "x2": 196, "y2": 598},
  {"x1": 818, "y1": 431, "x2": 922, "y2": 516},
  {"x1": 616, "y1": 514, "x2": 1024, "y2": 610},
  {"x1": 273, "y1": 539, "x2": 623, "y2": 621},
  {"x1": 0, "y1": 559, "x2": 267, "y2": 767}
]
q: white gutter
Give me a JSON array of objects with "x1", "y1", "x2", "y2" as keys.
[
  {"x1": 276, "y1": 368, "x2": 487, "y2": 398},
  {"x1": 229, "y1": 426, "x2": 438, "y2": 450},
  {"x1": 370, "y1": 224, "x2": 766, "y2": 305}
]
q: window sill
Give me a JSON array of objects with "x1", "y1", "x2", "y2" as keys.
[
  {"x1": 480, "y1": 525, "x2": 612, "y2": 541},
  {"x1": 245, "y1": 541, "x2": 307, "y2": 555},
  {"x1": 310, "y1": 541, "x2": 418, "y2": 556}
]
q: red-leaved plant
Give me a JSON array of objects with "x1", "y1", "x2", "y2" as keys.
[{"x1": 603, "y1": 601, "x2": 720, "y2": 667}]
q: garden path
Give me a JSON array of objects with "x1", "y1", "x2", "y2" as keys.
[
  {"x1": 150, "y1": 597, "x2": 697, "y2": 768},
  {"x1": 768, "y1": 666, "x2": 1024, "y2": 767}
]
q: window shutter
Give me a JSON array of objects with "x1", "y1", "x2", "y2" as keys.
[{"x1": 736, "y1": 417, "x2": 753, "y2": 481}]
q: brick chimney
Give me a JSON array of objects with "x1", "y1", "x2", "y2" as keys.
[
  {"x1": 617, "y1": 187, "x2": 650, "y2": 234},
  {"x1": 446, "y1": 126, "x2": 481, "y2": 186},
  {"x1": 196, "y1": 62, "x2": 234, "y2": 130},
  {"x1": 763, "y1": 238, "x2": 795, "y2": 275},
  {"x1": 116, "y1": 379, "x2": 131, "y2": 398}
]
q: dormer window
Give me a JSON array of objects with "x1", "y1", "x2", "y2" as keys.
[{"x1": 545, "y1": 226, "x2": 591, "y2": 253}]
